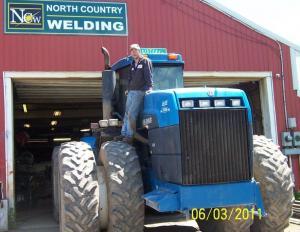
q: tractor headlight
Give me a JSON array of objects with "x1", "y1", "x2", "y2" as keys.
[
  {"x1": 108, "y1": 119, "x2": 118, "y2": 126},
  {"x1": 231, "y1": 99, "x2": 241, "y2": 107},
  {"x1": 214, "y1": 99, "x2": 226, "y2": 107},
  {"x1": 99, "y1": 119, "x2": 109, "y2": 127},
  {"x1": 199, "y1": 100, "x2": 211, "y2": 108},
  {"x1": 181, "y1": 100, "x2": 194, "y2": 108}
]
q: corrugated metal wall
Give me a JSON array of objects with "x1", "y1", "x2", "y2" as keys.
[{"x1": 0, "y1": 0, "x2": 299, "y2": 194}]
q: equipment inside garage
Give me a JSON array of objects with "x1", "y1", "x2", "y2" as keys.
[
  {"x1": 13, "y1": 78, "x2": 101, "y2": 225},
  {"x1": 186, "y1": 80, "x2": 264, "y2": 135},
  {"x1": 229, "y1": 81, "x2": 264, "y2": 135}
]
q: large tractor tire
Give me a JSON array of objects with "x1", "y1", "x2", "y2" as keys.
[
  {"x1": 251, "y1": 135, "x2": 294, "y2": 232},
  {"x1": 51, "y1": 146, "x2": 60, "y2": 222},
  {"x1": 58, "y1": 141, "x2": 100, "y2": 232},
  {"x1": 100, "y1": 141, "x2": 144, "y2": 232},
  {"x1": 196, "y1": 206, "x2": 253, "y2": 232}
]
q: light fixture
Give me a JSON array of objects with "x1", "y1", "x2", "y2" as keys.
[
  {"x1": 80, "y1": 128, "x2": 90, "y2": 132},
  {"x1": 199, "y1": 100, "x2": 211, "y2": 108},
  {"x1": 108, "y1": 119, "x2": 118, "y2": 126},
  {"x1": 51, "y1": 128, "x2": 55, "y2": 131},
  {"x1": 53, "y1": 110, "x2": 62, "y2": 117},
  {"x1": 50, "y1": 120, "x2": 58, "y2": 126},
  {"x1": 28, "y1": 139, "x2": 48, "y2": 143},
  {"x1": 231, "y1": 99, "x2": 241, "y2": 107},
  {"x1": 53, "y1": 138, "x2": 71, "y2": 142},
  {"x1": 181, "y1": 100, "x2": 194, "y2": 108},
  {"x1": 168, "y1": 53, "x2": 178, "y2": 60},
  {"x1": 22, "y1": 104, "x2": 28, "y2": 113},
  {"x1": 214, "y1": 99, "x2": 226, "y2": 107},
  {"x1": 99, "y1": 120, "x2": 109, "y2": 128},
  {"x1": 24, "y1": 123, "x2": 31, "y2": 128}
]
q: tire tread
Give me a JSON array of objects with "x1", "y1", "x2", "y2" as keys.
[
  {"x1": 251, "y1": 135, "x2": 294, "y2": 232},
  {"x1": 100, "y1": 141, "x2": 144, "y2": 232},
  {"x1": 58, "y1": 141, "x2": 100, "y2": 232}
]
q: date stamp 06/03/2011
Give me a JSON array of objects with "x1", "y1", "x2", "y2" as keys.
[{"x1": 191, "y1": 208, "x2": 263, "y2": 221}]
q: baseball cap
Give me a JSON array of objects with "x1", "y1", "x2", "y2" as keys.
[{"x1": 130, "y1": 44, "x2": 141, "y2": 51}]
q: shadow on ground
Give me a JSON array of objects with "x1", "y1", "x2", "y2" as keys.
[{"x1": 144, "y1": 225, "x2": 199, "y2": 232}]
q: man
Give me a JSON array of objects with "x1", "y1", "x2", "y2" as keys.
[{"x1": 117, "y1": 44, "x2": 153, "y2": 143}]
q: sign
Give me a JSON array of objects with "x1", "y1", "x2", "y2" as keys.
[
  {"x1": 141, "y1": 48, "x2": 168, "y2": 55},
  {"x1": 4, "y1": 0, "x2": 128, "y2": 36}
]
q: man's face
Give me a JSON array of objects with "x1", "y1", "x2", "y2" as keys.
[{"x1": 130, "y1": 48, "x2": 140, "y2": 59}]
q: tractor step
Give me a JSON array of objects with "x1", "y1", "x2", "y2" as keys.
[{"x1": 144, "y1": 189, "x2": 179, "y2": 212}]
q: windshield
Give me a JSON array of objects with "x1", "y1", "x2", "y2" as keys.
[{"x1": 152, "y1": 66, "x2": 184, "y2": 90}]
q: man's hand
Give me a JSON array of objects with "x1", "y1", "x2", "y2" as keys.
[
  {"x1": 125, "y1": 90, "x2": 128, "y2": 96},
  {"x1": 146, "y1": 88, "x2": 153, "y2": 94}
]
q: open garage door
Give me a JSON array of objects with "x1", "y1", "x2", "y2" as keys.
[
  {"x1": 3, "y1": 70, "x2": 277, "y2": 229},
  {"x1": 4, "y1": 72, "x2": 102, "y2": 230},
  {"x1": 14, "y1": 77, "x2": 102, "y2": 140},
  {"x1": 183, "y1": 71, "x2": 277, "y2": 142}
]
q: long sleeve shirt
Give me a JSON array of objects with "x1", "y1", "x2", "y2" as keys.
[{"x1": 128, "y1": 57, "x2": 153, "y2": 91}]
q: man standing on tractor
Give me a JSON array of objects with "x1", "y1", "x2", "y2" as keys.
[{"x1": 116, "y1": 44, "x2": 153, "y2": 143}]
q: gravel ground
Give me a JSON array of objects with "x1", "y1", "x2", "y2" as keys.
[
  {"x1": 10, "y1": 219, "x2": 300, "y2": 232},
  {"x1": 10, "y1": 203, "x2": 300, "y2": 232}
]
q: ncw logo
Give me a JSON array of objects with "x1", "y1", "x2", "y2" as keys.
[{"x1": 8, "y1": 3, "x2": 43, "y2": 29}]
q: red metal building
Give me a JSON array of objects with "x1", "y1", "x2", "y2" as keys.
[{"x1": 1, "y1": 0, "x2": 300, "y2": 219}]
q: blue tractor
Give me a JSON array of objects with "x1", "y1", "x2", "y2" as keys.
[{"x1": 52, "y1": 48, "x2": 294, "y2": 232}]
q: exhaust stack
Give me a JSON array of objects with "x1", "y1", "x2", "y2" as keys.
[
  {"x1": 101, "y1": 47, "x2": 116, "y2": 119},
  {"x1": 101, "y1": 47, "x2": 111, "y2": 70}
]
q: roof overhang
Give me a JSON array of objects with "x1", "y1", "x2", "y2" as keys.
[{"x1": 203, "y1": 0, "x2": 300, "y2": 51}]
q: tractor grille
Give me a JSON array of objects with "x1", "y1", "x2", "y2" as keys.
[{"x1": 179, "y1": 109, "x2": 251, "y2": 185}]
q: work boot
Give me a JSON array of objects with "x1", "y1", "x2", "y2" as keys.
[
  {"x1": 122, "y1": 137, "x2": 133, "y2": 144},
  {"x1": 113, "y1": 135, "x2": 124, "y2": 141}
]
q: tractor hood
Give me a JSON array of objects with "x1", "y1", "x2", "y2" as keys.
[{"x1": 142, "y1": 87, "x2": 252, "y2": 128}]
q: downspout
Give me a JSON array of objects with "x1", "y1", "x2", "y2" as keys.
[
  {"x1": 275, "y1": 40, "x2": 289, "y2": 130},
  {"x1": 275, "y1": 41, "x2": 293, "y2": 172}
]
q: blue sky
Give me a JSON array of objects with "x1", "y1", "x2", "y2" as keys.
[{"x1": 213, "y1": 0, "x2": 300, "y2": 46}]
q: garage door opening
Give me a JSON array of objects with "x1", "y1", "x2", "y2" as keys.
[
  {"x1": 228, "y1": 81, "x2": 264, "y2": 135},
  {"x1": 184, "y1": 71, "x2": 277, "y2": 141},
  {"x1": 189, "y1": 81, "x2": 264, "y2": 135},
  {"x1": 3, "y1": 71, "x2": 277, "y2": 230},
  {"x1": 4, "y1": 72, "x2": 102, "y2": 230}
]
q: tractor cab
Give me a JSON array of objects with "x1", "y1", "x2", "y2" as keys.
[
  {"x1": 107, "y1": 49, "x2": 185, "y2": 118},
  {"x1": 111, "y1": 48, "x2": 184, "y2": 91}
]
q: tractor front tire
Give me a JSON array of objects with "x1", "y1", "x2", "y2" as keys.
[
  {"x1": 251, "y1": 135, "x2": 294, "y2": 232},
  {"x1": 51, "y1": 146, "x2": 60, "y2": 222},
  {"x1": 100, "y1": 141, "x2": 144, "y2": 232},
  {"x1": 58, "y1": 141, "x2": 100, "y2": 232}
]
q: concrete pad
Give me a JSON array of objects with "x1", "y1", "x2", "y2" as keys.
[
  {"x1": 9, "y1": 204, "x2": 300, "y2": 232},
  {"x1": 10, "y1": 200, "x2": 58, "y2": 232}
]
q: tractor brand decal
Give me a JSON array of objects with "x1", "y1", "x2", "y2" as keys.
[
  {"x1": 207, "y1": 89, "x2": 215, "y2": 97},
  {"x1": 160, "y1": 100, "x2": 170, "y2": 113},
  {"x1": 5, "y1": 0, "x2": 128, "y2": 36},
  {"x1": 141, "y1": 48, "x2": 168, "y2": 55}
]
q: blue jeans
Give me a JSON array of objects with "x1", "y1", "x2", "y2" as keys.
[{"x1": 121, "y1": 90, "x2": 145, "y2": 137}]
